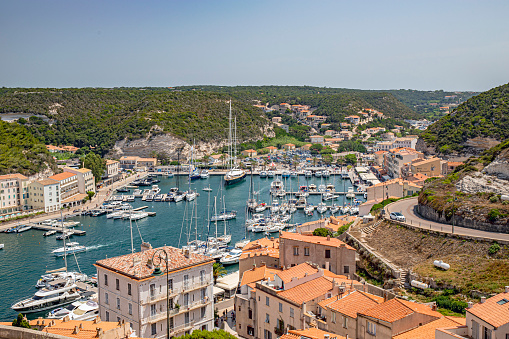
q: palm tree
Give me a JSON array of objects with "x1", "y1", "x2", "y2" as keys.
[{"x1": 213, "y1": 262, "x2": 227, "y2": 284}]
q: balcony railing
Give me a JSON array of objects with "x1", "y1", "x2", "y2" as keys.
[
  {"x1": 142, "y1": 298, "x2": 210, "y2": 324},
  {"x1": 182, "y1": 279, "x2": 210, "y2": 292},
  {"x1": 143, "y1": 289, "x2": 181, "y2": 305}
]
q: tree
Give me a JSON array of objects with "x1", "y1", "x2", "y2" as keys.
[
  {"x1": 175, "y1": 329, "x2": 237, "y2": 339},
  {"x1": 310, "y1": 143, "x2": 323, "y2": 154},
  {"x1": 213, "y1": 262, "x2": 227, "y2": 284},
  {"x1": 87, "y1": 191, "x2": 95, "y2": 200},
  {"x1": 81, "y1": 152, "x2": 106, "y2": 183},
  {"x1": 322, "y1": 154, "x2": 333, "y2": 165},
  {"x1": 344, "y1": 154, "x2": 357, "y2": 165},
  {"x1": 313, "y1": 227, "x2": 332, "y2": 237},
  {"x1": 12, "y1": 314, "x2": 31, "y2": 329}
]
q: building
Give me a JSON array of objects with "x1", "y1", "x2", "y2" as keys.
[
  {"x1": 393, "y1": 316, "x2": 465, "y2": 339},
  {"x1": 94, "y1": 244, "x2": 215, "y2": 338},
  {"x1": 345, "y1": 116, "x2": 360, "y2": 125},
  {"x1": 63, "y1": 167, "x2": 96, "y2": 194},
  {"x1": 310, "y1": 135, "x2": 325, "y2": 144},
  {"x1": 119, "y1": 156, "x2": 139, "y2": 170},
  {"x1": 28, "y1": 179, "x2": 61, "y2": 213},
  {"x1": 0, "y1": 173, "x2": 29, "y2": 215},
  {"x1": 374, "y1": 151, "x2": 388, "y2": 167},
  {"x1": 384, "y1": 148, "x2": 423, "y2": 179},
  {"x1": 366, "y1": 178, "x2": 421, "y2": 201},
  {"x1": 49, "y1": 172, "x2": 85, "y2": 208},
  {"x1": 392, "y1": 137, "x2": 418, "y2": 150},
  {"x1": 283, "y1": 143, "x2": 296, "y2": 151},
  {"x1": 242, "y1": 149, "x2": 258, "y2": 157},
  {"x1": 317, "y1": 290, "x2": 384, "y2": 338},
  {"x1": 239, "y1": 237, "x2": 280, "y2": 277},
  {"x1": 265, "y1": 146, "x2": 278, "y2": 154},
  {"x1": 406, "y1": 157, "x2": 442, "y2": 178},
  {"x1": 339, "y1": 131, "x2": 353, "y2": 140},
  {"x1": 280, "y1": 328, "x2": 345, "y2": 339},
  {"x1": 356, "y1": 298, "x2": 442, "y2": 338},
  {"x1": 106, "y1": 160, "x2": 120, "y2": 177},
  {"x1": 279, "y1": 232, "x2": 356, "y2": 276},
  {"x1": 137, "y1": 158, "x2": 157, "y2": 169}
]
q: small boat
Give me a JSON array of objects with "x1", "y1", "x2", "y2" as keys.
[
  {"x1": 52, "y1": 242, "x2": 86, "y2": 256},
  {"x1": 186, "y1": 190, "x2": 197, "y2": 201},
  {"x1": 16, "y1": 225, "x2": 32, "y2": 233},
  {"x1": 203, "y1": 185, "x2": 212, "y2": 192},
  {"x1": 282, "y1": 171, "x2": 290, "y2": 178},
  {"x1": 317, "y1": 202, "x2": 328, "y2": 214},
  {"x1": 200, "y1": 170, "x2": 210, "y2": 179},
  {"x1": 260, "y1": 171, "x2": 267, "y2": 178},
  {"x1": 330, "y1": 204, "x2": 340, "y2": 214},
  {"x1": 254, "y1": 203, "x2": 267, "y2": 213},
  {"x1": 309, "y1": 184, "x2": 317, "y2": 191},
  {"x1": 220, "y1": 249, "x2": 243, "y2": 265},
  {"x1": 43, "y1": 230, "x2": 57, "y2": 237},
  {"x1": 235, "y1": 239, "x2": 250, "y2": 249},
  {"x1": 346, "y1": 187, "x2": 355, "y2": 199},
  {"x1": 0, "y1": 244, "x2": 4, "y2": 250},
  {"x1": 304, "y1": 170, "x2": 312, "y2": 178},
  {"x1": 167, "y1": 172, "x2": 174, "y2": 178},
  {"x1": 116, "y1": 187, "x2": 129, "y2": 193},
  {"x1": 290, "y1": 171, "x2": 298, "y2": 177},
  {"x1": 304, "y1": 204, "x2": 315, "y2": 216},
  {"x1": 267, "y1": 170, "x2": 275, "y2": 178},
  {"x1": 56, "y1": 231, "x2": 74, "y2": 240},
  {"x1": 315, "y1": 171, "x2": 322, "y2": 177},
  {"x1": 322, "y1": 170, "x2": 330, "y2": 177}
]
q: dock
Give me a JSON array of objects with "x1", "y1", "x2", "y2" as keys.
[{"x1": 29, "y1": 223, "x2": 87, "y2": 236}]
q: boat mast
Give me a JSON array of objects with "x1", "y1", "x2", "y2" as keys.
[
  {"x1": 228, "y1": 100, "x2": 232, "y2": 170},
  {"x1": 234, "y1": 116, "x2": 237, "y2": 168},
  {"x1": 130, "y1": 206, "x2": 134, "y2": 253},
  {"x1": 61, "y1": 210, "x2": 67, "y2": 273}
]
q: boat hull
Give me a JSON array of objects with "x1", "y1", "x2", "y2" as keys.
[{"x1": 224, "y1": 172, "x2": 246, "y2": 185}]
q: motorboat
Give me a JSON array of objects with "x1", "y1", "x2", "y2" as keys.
[
  {"x1": 52, "y1": 242, "x2": 86, "y2": 257},
  {"x1": 56, "y1": 230, "x2": 74, "y2": 240},
  {"x1": 267, "y1": 170, "x2": 275, "y2": 178},
  {"x1": 322, "y1": 170, "x2": 330, "y2": 177},
  {"x1": 123, "y1": 212, "x2": 149, "y2": 221},
  {"x1": 330, "y1": 204, "x2": 341, "y2": 214},
  {"x1": 153, "y1": 194, "x2": 163, "y2": 202},
  {"x1": 16, "y1": 225, "x2": 32, "y2": 233},
  {"x1": 317, "y1": 202, "x2": 328, "y2": 214},
  {"x1": 132, "y1": 189, "x2": 143, "y2": 197},
  {"x1": 290, "y1": 171, "x2": 298, "y2": 177},
  {"x1": 304, "y1": 170, "x2": 312, "y2": 178},
  {"x1": 186, "y1": 190, "x2": 197, "y2": 201},
  {"x1": 220, "y1": 248, "x2": 243, "y2": 265},
  {"x1": 326, "y1": 183, "x2": 335, "y2": 191},
  {"x1": 48, "y1": 299, "x2": 98, "y2": 320},
  {"x1": 11, "y1": 279, "x2": 81, "y2": 313},
  {"x1": 235, "y1": 239, "x2": 250, "y2": 249},
  {"x1": 116, "y1": 187, "x2": 129, "y2": 193},
  {"x1": 106, "y1": 211, "x2": 123, "y2": 219},
  {"x1": 309, "y1": 184, "x2": 317, "y2": 191},
  {"x1": 173, "y1": 192, "x2": 185, "y2": 202},
  {"x1": 43, "y1": 230, "x2": 57, "y2": 237},
  {"x1": 270, "y1": 179, "x2": 284, "y2": 195},
  {"x1": 246, "y1": 213, "x2": 266, "y2": 225},
  {"x1": 150, "y1": 185, "x2": 161, "y2": 195},
  {"x1": 304, "y1": 204, "x2": 315, "y2": 216},
  {"x1": 259, "y1": 171, "x2": 267, "y2": 178},
  {"x1": 254, "y1": 202, "x2": 267, "y2": 213},
  {"x1": 0, "y1": 244, "x2": 3, "y2": 250},
  {"x1": 200, "y1": 170, "x2": 210, "y2": 179},
  {"x1": 346, "y1": 187, "x2": 355, "y2": 199},
  {"x1": 295, "y1": 196, "x2": 307, "y2": 209},
  {"x1": 125, "y1": 195, "x2": 135, "y2": 202},
  {"x1": 203, "y1": 185, "x2": 213, "y2": 192},
  {"x1": 318, "y1": 184, "x2": 326, "y2": 192},
  {"x1": 210, "y1": 211, "x2": 237, "y2": 222},
  {"x1": 282, "y1": 171, "x2": 290, "y2": 178},
  {"x1": 270, "y1": 201, "x2": 280, "y2": 213},
  {"x1": 36, "y1": 271, "x2": 88, "y2": 289},
  {"x1": 189, "y1": 169, "x2": 201, "y2": 180},
  {"x1": 315, "y1": 171, "x2": 322, "y2": 177},
  {"x1": 323, "y1": 192, "x2": 337, "y2": 201}
]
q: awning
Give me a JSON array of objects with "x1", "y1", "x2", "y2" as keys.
[
  {"x1": 213, "y1": 286, "x2": 225, "y2": 296},
  {"x1": 216, "y1": 272, "x2": 239, "y2": 291}
]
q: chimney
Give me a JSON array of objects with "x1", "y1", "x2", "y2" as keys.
[
  {"x1": 325, "y1": 262, "x2": 330, "y2": 271},
  {"x1": 93, "y1": 316, "x2": 101, "y2": 324},
  {"x1": 79, "y1": 323, "x2": 83, "y2": 329},
  {"x1": 481, "y1": 297, "x2": 486, "y2": 304},
  {"x1": 271, "y1": 237, "x2": 274, "y2": 241},
  {"x1": 96, "y1": 328, "x2": 104, "y2": 338},
  {"x1": 63, "y1": 316, "x2": 70, "y2": 322},
  {"x1": 432, "y1": 302, "x2": 437, "y2": 311},
  {"x1": 73, "y1": 326, "x2": 80, "y2": 335},
  {"x1": 184, "y1": 249, "x2": 190, "y2": 258},
  {"x1": 383, "y1": 292, "x2": 388, "y2": 302},
  {"x1": 506, "y1": 286, "x2": 509, "y2": 293},
  {"x1": 327, "y1": 235, "x2": 330, "y2": 241},
  {"x1": 468, "y1": 302, "x2": 474, "y2": 309},
  {"x1": 141, "y1": 242, "x2": 152, "y2": 252}
]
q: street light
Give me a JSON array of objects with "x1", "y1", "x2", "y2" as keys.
[
  {"x1": 451, "y1": 196, "x2": 456, "y2": 234},
  {"x1": 152, "y1": 248, "x2": 170, "y2": 339}
]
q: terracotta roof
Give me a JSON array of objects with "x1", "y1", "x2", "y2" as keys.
[
  {"x1": 280, "y1": 231, "x2": 355, "y2": 250},
  {"x1": 106, "y1": 159, "x2": 119, "y2": 165},
  {"x1": 95, "y1": 246, "x2": 214, "y2": 280},
  {"x1": 62, "y1": 193, "x2": 88, "y2": 203},
  {"x1": 276, "y1": 262, "x2": 318, "y2": 284},
  {"x1": 468, "y1": 291, "x2": 509, "y2": 328},
  {"x1": 49, "y1": 172, "x2": 77, "y2": 181},
  {"x1": 242, "y1": 237, "x2": 279, "y2": 252},
  {"x1": 318, "y1": 290, "x2": 384, "y2": 319},
  {"x1": 0, "y1": 173, "x2": 28, "y2": 180},
  {"x1": 359, "y1": 298, "x2": 441, "y2": 323},
  {"x1": 393, "y1": 316, "x2": 465, "y2": 339},
  {"x1": 288, "y1": 328, "x2": 345, "y2": 339},
  {"x1": 279, "y1": 334, "x2": 300, "y2": 339},
  {"x1": 120, "y1": 156, "x2": 140, "y2": 161},
  {"x1": 278, "y1": 276, "x2": 333, "y2": 304},
  {"x1": 239, "y1": 247, "x2": 279, "y2": 260},
  {"x1": 37, "y1": 178, "x2": 59, "y2": 186},
  {"x1": 240, "y1": 265, "x2": 281, "y2": 286},
  {"x1": 25, "y1": 318, "x2": 128, "y2": 339}
]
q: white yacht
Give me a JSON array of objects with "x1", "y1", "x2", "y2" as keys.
[
  {"x1": 11, "y1": 279, "x2": 81, "y2": 313},
  {"x1": 254, "y1": 203, "x2": 267, "y2": 213},
  {"x1": 220, "y1": 248, "x2": 243, "y2": 265},
  {"x1": 210, "y1": 210, "x2": 237, "y2": 222},
  {"x1": 267, "y1": 170, "x2": 275, "y2": 178},
  {"x1": 200, "y1": 170, "x2": 210, "y2": 179},
  {"x1": 346, "y1": 187, "x2": 356, "y2": 199},
  {"x1": 52, "y1": 242, "x2": 86, "y2": 257},
  {"x1": 186, "y1": 190, "x2": 197, "y2": 201},
  {"x1": 317, "y1": 202, "x2": 328, "y2": 214},
  {"x1": 259, "y1": 171, "x2": 267, "y2": 178},
  {"x1": 304, "y1": 170, "x2": 313, "y2": 178}
]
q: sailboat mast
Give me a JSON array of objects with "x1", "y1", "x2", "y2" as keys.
[
  {"x1": 130, "y1": 206, "x2": 134, "y2": 253},
  {"x1": 214, "y1": 196, "x2": 218, "y2": 238},
  {"x1": 234, "y1": 117, "x2": 237, "y2": 167},
  {"x1": 228, "y1": 100, "x2": 232, "y2": 169},
  {"x1": 61, "y1": 210, "x2": 67, "y2": 273}
]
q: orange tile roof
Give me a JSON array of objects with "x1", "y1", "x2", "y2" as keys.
[
  {"x1": 240, "y1": 265, "x2": 281, "y2": 286},
  {"x1": 0, "y1": 173, "x2": 28, "y2": 180},
  {"x1": 49, "y1": 172, "x2": 77, "y2": 181},
  {"x1": 318, "y1": 290, "x2": 384, "y2": 319},
  {"x1": 393, "y1": 316, "x2": 465, "y2": 339},
  {"x1": 278, "y1": 276, "x2": 333, "y2": 304},
  {"x1": 26, "y1": 318, "x2": 129, "y2": 339},
  {"x1": 288, "y1": 328, "x2": 345, "y2": 339},
  {"x1": 239, "y1": 247, "x2": 279, "y2": 260},
  {"x1": 105, "y1": 159, "x2": 118, "y2": 165},
  {"x1": 37, "y1": 178, "x2": 59, "y2": 186},
  {"x1": 468, "y1": 291, "x2": 509, "y2": 328},
  {"x1": 280, "y1": 231, "x2": 355, "y2": 250},
  {"x1": 95, "y1": 246, "x2": 214, "y2": 280},
  {"x1": 359, "y1": 298, "x2": 441, "y2": 323},
  {"x1": 276, "y1": 262, "x2": 318, "y2": 283},
  {"x1": 242, "y1": 237, "x2": 279, "y2": 252},
  {"x1": 279, "y1": 334, "x2": 300, "y2": 339}
]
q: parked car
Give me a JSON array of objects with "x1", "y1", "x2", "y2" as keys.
[{"x1": 390, "y1": 212, "x2": 406, "y2": 222}]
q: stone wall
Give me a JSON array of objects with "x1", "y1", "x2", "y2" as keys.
[
  {"x1": 0, "y1": 325, "x2": 69, "y2": 339},
  {"x1": 417, "y1": 203, "x2": 509, "y2": 233}
]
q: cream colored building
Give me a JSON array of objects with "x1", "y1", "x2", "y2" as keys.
[
  {"x1": 49, "y1": 172, "x2": 86, "y2": 208},
  {"x1": 106, "y1": 159, "x2": 120, "y2": 176},
  {"x1": 279, "y1": 232, "x2": 356, "y2": 276},
  {"x1": 406, "y1": 157, "x2": 442, "y2": 178},
  {"x1": 384, "y1": 148, "x2": 423, "y2": 178},
  {"x1": 0, "y1": 173, "x2": 29, "y2": 215},
  {"x1": 28, "y1": 179, "x2": 61, "y2": 213},
  {"x1": 64, "y1": 167, "x2": 96, "y2": 194},
  {"x1": 94, "y1": 244, "x2": 215, "y2": 338},
  {"x1": 366, "y1": 178, "x2": 422, "y2": 201},
  {"x1": 239, "y1": 237, "x2": 280, "y2": 278}
]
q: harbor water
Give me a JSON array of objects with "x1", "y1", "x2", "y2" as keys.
[{"x1": 0, "y1": 174, "x2": 363, "y2": 321}]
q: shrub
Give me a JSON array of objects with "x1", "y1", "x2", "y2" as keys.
[
  {"x1": 489, "y1": 196, "x2": 499, "y2": 203},
  {"x1": 432, "y1": 295, "x2": 468, "y2": 314},
  {"x1": 488, "y1": 209, "x2": 502, "y2": 222},
  {"x1": 489, "y1": 242, "x2": 501, "y2": 255},
  {"x1": 313, "y1": 228, "x2": 332, "y2": 237}
]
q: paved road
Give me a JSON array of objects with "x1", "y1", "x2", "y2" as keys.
[{"x1": 385, "y1": 197, "x2": 509, "y2": 242}]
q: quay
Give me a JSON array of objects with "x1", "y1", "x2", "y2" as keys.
[{"x1": 29, "y1": 223, "x2": 87, "y2": 235}]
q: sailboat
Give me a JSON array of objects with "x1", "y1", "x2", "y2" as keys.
[
  {"x1": 246, "y1": 169, "x2": 258, "y2": 211},
  {"x1": 224, "y1": 101, "x2": 246, "y2": 185}
]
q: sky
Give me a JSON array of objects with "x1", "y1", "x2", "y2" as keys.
[{"x1": 1, "y1": 0, "x2": 508, "y2": 91}]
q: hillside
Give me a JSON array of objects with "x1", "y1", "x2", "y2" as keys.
[
  {"x1": 0, "y1": 88, "x2": 269, "y2": 156},
  {"x1": 0, "y1": 120, "x2": 56, "y2": 176},
  {"x1": 420, "y1": 83, "x2": 509, "y2": 155}
]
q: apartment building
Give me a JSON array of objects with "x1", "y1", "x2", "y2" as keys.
[
  {"x1": 106, "y1": 160, "x2": 120, "y2": 176},
  {"x1": 310, "y1": 135, "x2": 325, "y2": 144},
  {"x1": 235, "y1": 263, "x2": 358, "y2": 339},
  {"x1": 0, "y1": 173, "x2": 29, "y2": 215},
  {"x1": 404, "y1": 157, "x2": 442, "y2": 178},
  {"x1": 345, "y1": 116, "x2": 360, "y2": 125},
  {"x1": 63, "y1": 167, "x2": 96, "y2": 194},
  {"x1": 384, "y1": 148, "x2": 423, "y2": 178},
  {"x1": 366, "y1": 178, "x2": 422, "y2": 201},
  {"x1": 279, "y1": 232, "x2": 356, "y2": 276},
  {"x1": 239, "y1": 237, "x2": 280, "y2": 277},
  {"x1": 392, "y1": 137, "x2": 418, "y2": 149},
  {"x1": 49, "y1": 171, "x2": 85, "y2": 208},
  {"x1": 28, "y1": 179, "x2": 61, "y2": 213},
  {"x1": 94, "y1": 244, "x2": 215, "y2": 338}
]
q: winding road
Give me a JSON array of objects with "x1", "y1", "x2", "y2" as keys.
[{"x1": 385, "y1": 197, "x2": 509, "y2": 242}]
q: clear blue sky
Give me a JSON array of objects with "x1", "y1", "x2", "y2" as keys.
[{"x1": 1, "y1": 0, "x2": 508, "y2": 91}]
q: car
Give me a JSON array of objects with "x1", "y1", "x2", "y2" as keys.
[{"x1": 390, "y1": 212, "x2": 406, "y2": 222}]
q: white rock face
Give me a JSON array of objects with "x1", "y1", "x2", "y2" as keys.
[
  {"x1": 456, "y1": 174, "x2": 509, "y2": 195},
  {"x1": 483, "y1": 157, "x2": 509, "y2": 180}
]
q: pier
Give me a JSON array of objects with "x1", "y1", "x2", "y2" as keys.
[{"x1": 29, "y1": 223, "x2": 87, "y2": 236}]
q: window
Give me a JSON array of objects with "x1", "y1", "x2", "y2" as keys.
[
  {"x1": 484, "y1": 327, "x2": 492, "y2": 339},
  {"x1": 105, "y1": 293, "x2": 109, "y2": 304},
  {"x1": 266, "y1": 296, "x2": 270, "y2": 306},
  {"x1": 104, "y1": 274, "x2": 108, "y2": 286},
  {"x1": 116, "y1": 297, "x2": 120, "y2": 310},
  {"x1": 290, "y1": 308, "x2": 294, "y2": 318},
  {"x1": 151, "y1": 323, "x2": 157, "y2": 335},
  {"x1": 105, "y1": 311, "x2": 109, "y2": 321},
  {"x1": 201, "y1": 288, "x2": 206, "y2": 300},
  {"x1": 128, "y1": 303, "x2": 132, "y2": 315},
  {"x1": 247, "y1": 326, "x2": 254, "y2": 336},
  {"x1": 264, "y1": 329, "x2": 272, "y2": 339},
  {"x1": 332, "y1": 311, "x2": 336, "y2": 323},
  {"x1": 279, "y1": 302, "x2": 283, "y2": 312},
  {"x1": 168, "y1": 279, "x2": 173, "y2": 292},
  {"x1": 184, "y1": 275, "x2": 189, "y2": 288},
  {"x1": 367, "y1": 321, "x2": 376, "y2": 335},
  {"x1": 184, "y1": 293, "x2": 189, "y2": 306},
  {"x1": 325, "y1": 249, "x2": 331, "y2": 258},
  {"x1": 343, "y1": 316, "x2": 347, "y2": 329},
  {"x1": 185, "y1": 313, "x2": 190, "y2": 325},
  {"x1": 497, "y1": 298, "x2": 509, "y2": 305},
  {"x1": 127, "y1": 283, "x2": 132, "y2": 296},
  {"x1": 248, "y1": 309, "x2": 253, "y2": 319},
  {"x1": 116, "y1": 279, "x2": 119, "y2": 290},
  {"x1": 265, "y1": 313, "x2": 270, "y2": 323},
  {"x1": 200, "y1": 270, "x2": 205, "y2": 284},
  {"x1": 149, "y1": 284, "x2": 156, "y2": 297},
  {"x1": 344, "y1": 266, "x2": 350, "y2": 274},
  {"x1": 201, "y1": 306, "x2": 206, "y2": 318},
  {"x1": 150, "y1": 304, "x2": 156, "y2": 316},
  {"x1": 293, "y1": 247, "x2": 299, "y2": 256},
  {"x1": 304, "y1": 247, "x2": 310, "y2": 256},
  {"x1": 170, "y1": 317, "x2": 174, "y2": 330},
  {"x1": 117, "y1": 317, "x2": 120, "y2": 323}
]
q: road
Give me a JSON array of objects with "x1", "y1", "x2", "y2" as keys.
[{"x1": 385, "y1": 197, "x2": 509, "y2": 242}]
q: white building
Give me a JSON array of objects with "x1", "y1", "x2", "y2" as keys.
[
  {"x1": 28, "y1": 179, "x2": 61, "y2": 213},
  {"x1": 94, "y1": 244, "x2": 215, "y2": 338},
  {"x1": 0, "y1": 173, "x2": 29, "y2": 215},
  {"x1": 63, "y1": 167, "x2": 96, "y2": 194}
]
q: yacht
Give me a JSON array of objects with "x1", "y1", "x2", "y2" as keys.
[
  {"x1": 304, "y1": 204, "x2": 315, "y2": 216},
  {"x1": 132, "y1": 189, "x2": 143, "y2": 197},
  {"x1": 106, "y1": 211, "x2": 123, "y2": 219},
  {"x1": 43, "y1": 230, "x2": 57, "y2": 237},
  {"x1": 346, "y1": 187, "x2": 356, "y2": 199},
  {"x1": 202, "y1": 185, "x2": 213, "y2": 192},
  {"x1": 290, "y1": 171, "x2": 298, "y2": 177},
  {"x1": 186, "y1": 190, "x2": 197, "y2": 201},
  {"x1": 224, "y1": 102, "x2": 247, "y2": 186},
  {"x1": 245, "y1": 213, "x2": 266, "y2": 225},
  {"x1": 36, "y1": 271, "x2": 88, "y2": 289},
  {"x1": 220, "y1": 248, "x2": 243, "y2": 265},
  {"x1": 330, "y1": 204, "x2": 341, "y2": 215},
  {"x1": 16, "y1": 225, "x2": 32, "y2": 233},
  {"x1": 200, "y1": 170, "x2": 210, "y2": 179},
  {"x1": 282, "y1": 171, "x2": 290, "y2": 178},
  {"x1": 150, "y1": 185, "x2": 161, "y2": 195},
  {"x1": 235, "y1": 238, "x2": 250, "y2": 249},
  {"x1": 322, "y1": 170, "x2": 330, "y2": 178},
  {"x1": 210, "y1": 210, "x2": 237, "y2": 222},
  {"x1": 56, "y1": 230, "x2": 74, "y2": 240},
  {"x1": 270, "y1": 179, "x2": 284, "y2": 195},
  {"x1": 317, "y1": 202, "x2": 328, "y2": 214},
  {"x1": 304, "y1": 170, "x2": 312, "y2": 178},
  {"x1": 123, "y1": 212, "x2": 149, "y2": 221},
  {"x1": 254, "y1": 202, "x2": 267, "y2": 213},
  {"x1": 48, "y1": 299, "x2": 98, "y2": 321},
  {"x1": 259, "y1": 171, "x2": 267, "y2": 178},
  {"x1": 52, "y1": 242, "x2": 86, "y2": 257},
  {"x1": 11, "y1": 279, "x2": 81, "y2": 313}
]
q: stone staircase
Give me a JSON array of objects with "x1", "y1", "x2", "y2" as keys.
[
  {"x1": 361, "y1": 220, "x2": 383, "y2": 234},
  {"x1": 398, "y1": 270, "x2": 408, "y2": 288}
]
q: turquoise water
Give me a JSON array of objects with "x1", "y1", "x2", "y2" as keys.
[{"x1": 0, "y1": 174, "x2": 361, "y2": 321}]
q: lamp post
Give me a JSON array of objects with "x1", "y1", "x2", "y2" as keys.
[
  {"x1": 152, "y1": 249, "x2": 169, "y2": 339},
  {"x1": 451, "y1": 196, "x2": 456, "y2": 234}
]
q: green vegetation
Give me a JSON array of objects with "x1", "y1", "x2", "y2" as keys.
[
  {"x1": 12, "y1": 314, "x2": 31, "y2": 329},
  {"x1": 335, "y1": 221, "x2": 354, "y2": 236},
  {"x1": 488, "y1": 242, "x2": 501, "y2": 255},
  {"x1": 0, "y1": 120, "x2": 56, "y2": 175},
  {"x1": 421, "y1": 83, "x2": 509, "y2": 154},
  {"x1": 213, "y1": 262, "x2": 227, "y2": 284},
  {"x1": 313, "y1": 227, "x2": 333, "y2": 237},
  {"x1": 81, "y1": 151, "x2": 106, "y2": 183},
  {"x1": 175, "y1": 329, "x2": 237, "y2": 339}
]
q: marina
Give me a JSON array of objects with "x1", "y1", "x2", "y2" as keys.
[{"x1": 0, "y1": 172, "x2": 364, "y2": 321}]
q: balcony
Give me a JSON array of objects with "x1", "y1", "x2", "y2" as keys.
[
  {"x1": 142, "y1": 298, "x2": 210, "y2": 324},
  {"x1": 180, "y1": 297, "x2": 210, "y2": 313},
  {"x1": 182, "y1": 279, "x2": 211, "y2": 293},
  {"x1": 142, "y1": 289, "x2": 180, "y2": 305}
]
